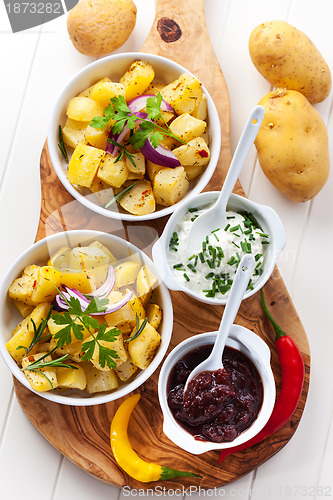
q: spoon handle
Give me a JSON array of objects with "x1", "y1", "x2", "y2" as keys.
[
  {"x1": 210, "y1": 254, "x2": 256, "y2": 360},
  {"x1": 215, "y1": 105, "x2": 265, "y2": 215}
]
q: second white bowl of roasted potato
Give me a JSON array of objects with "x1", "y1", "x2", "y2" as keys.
[
  {"x1": 0, "y1": 230, "x2": 173, "y2": 405},
  {"x1": 48, "y1": 52, "x2": 221, "y2": 220}
]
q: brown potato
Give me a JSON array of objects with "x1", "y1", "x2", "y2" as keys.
[
  {"x1": 249, "y1": 21, "x2": 331, "y2": 104},
  {"x1": 255, "y1": 88, "x2": 329, "y2": 202},
  {"x1": 67, "y1": 0, "x2": 137, "y2": 57}
]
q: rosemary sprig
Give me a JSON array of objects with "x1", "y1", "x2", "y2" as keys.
[
  {"x1": 107, "y1": 139, "x2": 137, "y2": 169},
  {"x1": 58, "y1": 125, "x2": 68, "y2": 161},
  {"x1": 17, "y1": 306, "x2": 53, "y2": 356},
  {"x1": 21, "y1": 348, "x2": 78, "y2": 390},
  {"x1": 105, "y1": 182, "x2": 136, "y2": 209},
  {"x1": 125, "y1": 315, "x2": 148, "y2": 343}
]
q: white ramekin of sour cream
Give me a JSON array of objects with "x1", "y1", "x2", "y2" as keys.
[{"x1": 152, "y1": 192, "x2": 285, "y2": 305}]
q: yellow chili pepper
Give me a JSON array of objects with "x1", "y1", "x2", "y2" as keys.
[{"x1": 110, "y1": 393, "x2": 202, "y2": 483}]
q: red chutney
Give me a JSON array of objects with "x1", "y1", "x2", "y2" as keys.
[{"x1": 167, "y1": 345, "x2": 263, "y2": 443}]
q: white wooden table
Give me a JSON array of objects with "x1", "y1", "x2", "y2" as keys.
[{"x1": 0, "y1": 1, "x2": 332, "y2": 499}]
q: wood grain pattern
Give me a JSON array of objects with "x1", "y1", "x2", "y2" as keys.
[{"x1": 14, "y1": 0, "x2": 310, "y2": 490}]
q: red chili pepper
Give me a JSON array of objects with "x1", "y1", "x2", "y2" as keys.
[{"x1": 219, "y1": 288, "x2": 305, "y2": 464}]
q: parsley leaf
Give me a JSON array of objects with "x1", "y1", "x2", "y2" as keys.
[
  {"x1": 146, "y1": 93, "x2": 163, "y2": 121},
  {"x1": 90, "y1": 101, "x2": 115, "y2": 131},
  {"x1": 52, "y1": 290, "x2": 120, "y2": 370},
  {"x1": 89, "y1": 93, "x2": 185, "y2": 153}
]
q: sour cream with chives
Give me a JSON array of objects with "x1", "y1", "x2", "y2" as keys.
[{"x1": 168, "y1": 205, "x2": 269, "y2": 299}]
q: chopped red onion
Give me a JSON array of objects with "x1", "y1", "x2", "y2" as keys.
[
  {"x1": 140, "y1": 138, "x2": 181, "y2": 167},
  {"x1": 127, "y1": 94, "x2": 173, "y2": 114},
  {"x1": 88, "y1": 265, "x2": 115, "y2": 298}
]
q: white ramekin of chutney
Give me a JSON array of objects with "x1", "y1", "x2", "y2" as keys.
[{"x1": 158, "y1": 326, "x2": 276, "y2": 454}]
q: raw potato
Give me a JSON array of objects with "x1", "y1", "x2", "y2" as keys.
[
  {"x1": 255, "y1": 89, "x2": 330, "y2": 202},
  {"x1": 249, "y1": 21, "x2": 331, "y2": 104},
  {"x1": 67, "y1": 0, "x2": 137, "y2": 57}
]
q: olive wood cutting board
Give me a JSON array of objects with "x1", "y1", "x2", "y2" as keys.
[{"x1": 13, "y1": 0, "x2": 310, "y2": 490}]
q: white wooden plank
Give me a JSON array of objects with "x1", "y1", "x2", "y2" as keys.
[
  {"x1": 213, "y1": 0, "x2": 291, "y2": 194},
  {"x1": 247, "y1": 0, "x2": 333, "y2": 289},
  {"x1": 53, "y1": 457, "x2": 121, "y2": 500},
  {"x1": 317, "y1": 395, "x2": 333, "y2": 495},
  {"x1": 0, "y1": 396, "x2": 61, "y2": 500},
  {"x1": 249, "y1": 0, "x2": 333, "y2": 497},
  {"x1": 0, "y1": 2, "x2": 41, "y2": 184}
]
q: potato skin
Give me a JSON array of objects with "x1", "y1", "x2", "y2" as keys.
[
  {"x1": 255, "y1": 89, "x2": 329, "y2": 202},
  {"x1": 67, "y1": 0, "x2": 137, "y2": 57},
  {"x1": 249, "y1": 21, "x2": 331, "y2": 104}
]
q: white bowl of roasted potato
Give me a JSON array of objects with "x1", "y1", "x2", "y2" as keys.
[
  {"x1": 0, "y1": 230, "x2": 173, "y2": 405},
  {"x1": 48, "y1": 52, "x2": 221, "y2": 220}
]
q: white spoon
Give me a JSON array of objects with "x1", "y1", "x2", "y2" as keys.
[
  {"x1": 186, "y1": 105, "x2": 265, "y2": 255},
  {"x1": 183, "y1": 254, "x2": 256, "y2": 396}
]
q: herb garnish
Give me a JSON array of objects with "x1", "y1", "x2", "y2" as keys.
[
  {"x1": 17, "y1": 306, "x2": 53, "y2": 356},
  {"x1": 58, "y1": 125, "x2": 68, "y2": 161},
  {"x1": 21, "y1": 348, "x2": 77, "y2": 390},
  {"x1": 125, "y1": 315, "x2": 148, "y2": 343},
  {"x1": 52, "y1": 289, "x2": 120, "y2": 369},
  {"x1": 105, "y1": 182, "x2": 136, "y2": 209},
  {"x1": 90, "y1": 94, "x2": 184, "y2": 158}
]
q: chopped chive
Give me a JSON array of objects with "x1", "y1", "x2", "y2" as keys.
[
  {"x1": 211, "y1": 228, "x2": 220, "y2": 233},
  {"x1": 219, "y1": 284, "x2": 231, "y2": 294},
  {"x1": 254, "y1": 268, "x2": 263, "y2": 276},
  {"x1": 173, "y1": 232, "x2": 178, "y2": 241},
  {"x1": 194, "y1": 255, "x2": 198, "y2": 267},
  {"x1": 202, "y1": 241, "x2": 207, "y2": 251},
  {"x1": 204, "y1": 291, "x2": 215, "y2": 297},
  {"x1": 248, "y1": 279, "x2": 254, "y2": 290},
  {"x1": 187, "y1": 263, "x2": 197, "y2": 273},
  {"x1": 234, "y1": 233, "x2": 241, "y2": 237},
  {"x1": 205, "y1": 272, "x2": 215, "y2": 279},
  {"x1": 236, "y1": 252, "x2": 241, "y2": 262},
  {"x1": 173, "y1": 263, "x2": 185, "y2": 269},
  {"x1": 255, "y1": 261, "x2": 262, "y2": 270},
  {"x1": 217, "y1": 246, "x2": 224, "y2": 258},
  {"x1": 183, "y1": 273, "x2": 190, "y2": 282},
  {"x1": 230, "y1": 225, "x2": 240, "y2": 232},
  {"x1": 262, "y1": 241, "x2": 270, "y2": 245},
  {"x1": 244, "y1": 229, "x2": 252, "y2": 235},
  {"x1": 213, "y1": 233, "x2": 219, "y2": 242},
  {"x1": 199, "y1": 252, "x2": 205, "y2": 263},
  {"x1": 189, "y1": 207, "x2": 198, "y2": 213},
  {"x1": 206, "y1": 235, "x2": 209, "y2": 244},
  {"x1": 244, "y1": 220, "x2": 252, "y2": 227},
  {"x1": 232, "y1": 241, "x2": 240, "y2": 249},
  {"x1": 249, "y1": 234, "x2": 255, "y2": 241},
  {"x1": 188, "y1": 254, "x2": 195, "y2": 261},
  {"x1": 169, "y1": 245, "x2": 178, "y2": 252},
  {"x1": 191, "y1": 215, "x2": 199, "y2": 222},
  {"x1": 255, "y1": 253, "x2": 263, "y2": 262},
  {"x1": 224, "y1": 223, "x2": 230, "y2": 231},
  {"x1": 226, "y1": 216, "x2": 235, "y2": 220},
  {"x1": 227, "y1": 256, "x2": 237, "y2": 266},
  {"x1": 256, "y1": 232, "x2": 269, "y2": 238}
]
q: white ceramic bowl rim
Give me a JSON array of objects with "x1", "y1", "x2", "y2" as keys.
[
  {"x1": 158, "y1": 326, "x2": 276, "y2": 454},
  {"x1": 152, "y1": 192, "x2": 286, "y2": 305},
  {"x1": 0, "y1": 230, "x2": 173, "y2": 406},
  {"x1": 48, "y1": 52, "x2": 221, "y2": 222}
]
